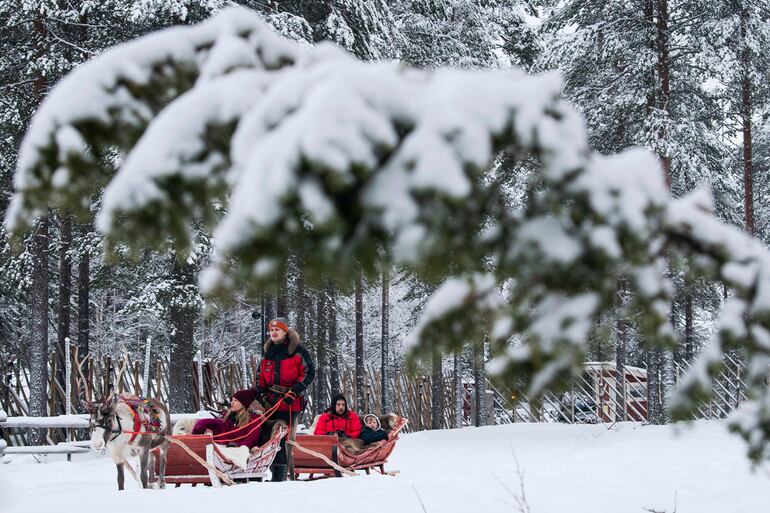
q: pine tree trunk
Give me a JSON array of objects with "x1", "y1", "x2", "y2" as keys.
[
  {"x1": 640, "y1": 0, "x2": 670, "y2": 427},
  {"x1": 355, "y1": 267, "x2": 365, "y2": 410},
  {"x1": 262, "y1": 294, "x2": 278, "y2": 330},
  {"x1": 684, "y1": 292, "x2": 694, "y2": 363},
  {"x1": 655, "y1": 0, "x2": 671, "y2": 187},
  {"x1": 259, "y1": 294, "x2": 266, "y2": 343},
  {"x1": 327, "y1": 283, "x2": 340, "y2": 393},
  {"x1": 295, "y1": 267, "x2": 306, "y2": 340},
  {"x1": 55, "y1": 215, "x2": 72, "y2": 414},
  {"x1": 431, "y1": 351, "x2": 443, "y2": 429},
  {"x1": 77, "y1": 248, "x2": 90, "y2": 365},
  {"x1": 315, "y1": 289, "x2": 327, "y2": 411},
  {"x1": 260, "y1": 294, "x2": 274, "y2": 350},
  {"x1": 27, "y1": 4, "x2": 50, "y2": 443},
  {"x1": 661, "y1": 347, "x2": 674, "y2": 423},
  {"x1": 473, "y1": 337, "x2": 486, "y2": 427},
  {"x1": 277, "y1": 272, "x2": 289, "y2": 317},
  {"x1": 29, "y1": 217, "x2": 49, "y2": 443},
  {"x1": 740, "y1": 7, "x2": 754, "y2": 235},
  {"x1": 615, "y1": 279, "x2": 628, "y2": 422},
  {"x1": 454, "y1": 350, "x2": 463, "y2": 428},
  {"x1": 310, "y1": 296, "x2": 320, "y2": 412},
  {"x1": 646, "y1": 347, "x2": 662, "y2": 424},
  {"x1": 644, "y1": 0, "x2": 656, "y2": 114},
  {"x1": 381, "y1": 266, "x2": 389, "y2": 413},
  {"x1": 168, "y1": 256, "x2": 197, "y2": 413}
]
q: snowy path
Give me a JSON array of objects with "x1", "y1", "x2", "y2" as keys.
[{"x1": 2, "y1": 421, "x2": 767, "y2": 512}]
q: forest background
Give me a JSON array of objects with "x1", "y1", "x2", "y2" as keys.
[{"x1": 0, "y1": 0, "x2": 767, "y2": 429}]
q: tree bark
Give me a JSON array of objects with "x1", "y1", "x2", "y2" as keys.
[
  {"x1": 431, "y1": 350, "x2": 443, "y2": 429},
  {"x1": 29, "y1": 217, "x2": 49, "y2": 443},
  {"x1": 355, "y1": 266, "x2": 365, "y2": 410},
  {"x1": 277, "y1": 272, "x2": 289, "y2": 318},
  {"x1": 168, "y1": 256, "x2": 198, "y2": 413},
  {"x1": 327, "y1": 283, "x2": 340, "y2": 393},
  {"x1": 77, "y1": 247, "x2": 90, "y2": 364},
  {"x1": 639, "y1": 0, "x2": 670, "y2": 426},
  {"x1": 381, "y1": 265, "x2": 390, "y2": 413},
  {"x1": 264, "y1": 294, "x2": 275, "y2": 337},
  {"x1": 615, "y1": 278, "x2": 628, "y2": 422},
  {"x1": 683, "y1": 292, "x2": 694, "y2": 363},
  {"x1": 27, "y1": 0, "x2": 50, "y2": 444},
  {"x1": 644, "y1": 0, "x2": 656, "y2": 116},
  {"x1": 646, "y1": 347, "x2": 663, "y2": 424},
  {"x1": 55, "y1": 215, "x2": 72, "y2": 414},
  {"x1": 661, "y1": 347, "x2": 674, "y2": 423},
  {"x1": 315, "y1": 288, "x2": 327, "y2": 412},
  {"x1": 295, "y1": 266, "x2": 306, "y2": 340},
  {"x1": 473, "y1": 337, "x2": 486, "y2": 427},
  {"x1": 655, "y1": 0, "x2": 671, "y2": 187},
  {"x1": 740, "y1": 6, "x2": 754, "y2": 235},
  {"x1": 454, "y1": 350, "x2": 463, "y2": 428}
]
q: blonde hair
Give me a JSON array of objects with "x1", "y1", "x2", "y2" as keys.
[{"x1": 225, "y1": 406, "x2": 251, "y2": 427}]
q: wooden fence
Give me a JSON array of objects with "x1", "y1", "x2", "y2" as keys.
[
  {"x1": 3, "y1": 346, "x2": 752, "y2": 447},
  {"x1": 0, "y1": 348, "x2": 484, "y2": 445}
]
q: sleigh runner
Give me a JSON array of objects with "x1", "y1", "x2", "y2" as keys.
[
  {"x1": 293, "y1": 416, "x2": 407, "y2": 480},
  {"x1": 154, "y1": 423, "x2": 287, "y2": 487}
]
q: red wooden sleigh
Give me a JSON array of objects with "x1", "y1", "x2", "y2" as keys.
[
  {"x1": 154, "y1": 423, "x2": 287, "y2": 487},
  {"x1": 292, "y1": 416, "x2": 407, "y2": 480}
]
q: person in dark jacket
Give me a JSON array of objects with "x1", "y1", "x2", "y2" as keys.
[
  {"x1": 252, "y1": 317, "x2": 315, "y2": 482},
  {"x1": 192, "y1": 389, "x2": 261, "y2": 449},
  {"x1": 314, "y1": 394, "x2": 362, "y2": 439},
  {"x1": 360, "y1": 414, "x2": 389, "y2": 445}
]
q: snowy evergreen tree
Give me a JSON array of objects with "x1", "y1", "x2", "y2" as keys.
[
  {"x1": 10, "y1": 8, "x2": 770, "y2": 461},
  {"x1": 696, "y1": 1, "x2": 770, "y2": 236},
  {"x1": 242, "y1": 0, "x2": 400, "y2": 59}
]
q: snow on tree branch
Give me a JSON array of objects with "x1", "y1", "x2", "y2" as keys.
[
  {"x1": 6, "y1": 7, "x2": 770, "y2": 462},
  {"x1": 7, "y1": 8, "x2": 300, "y2": 231}
]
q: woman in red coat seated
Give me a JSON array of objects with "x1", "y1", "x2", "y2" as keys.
[
  {"x1": 314, "y1": 394, "x2": 361, "y2": 439},
  {"x1": 192, "y1": 389, "x2": 261, "y2": 449}
]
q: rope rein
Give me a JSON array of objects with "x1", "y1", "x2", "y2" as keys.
[{"x1": 120, "y1": 398, "x2": 285, "y2": 442}]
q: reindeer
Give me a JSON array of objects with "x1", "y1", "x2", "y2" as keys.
[{"x1": 88, "y1": 393, "x2": 171, "y2": 490}]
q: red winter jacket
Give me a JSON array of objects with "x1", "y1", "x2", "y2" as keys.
[
  {"x1": 314, "y1": 410, "x2": 362, "y2": 439},
  {"x1": 256, "y1": 328, "x2": 315, "y2": 413}
]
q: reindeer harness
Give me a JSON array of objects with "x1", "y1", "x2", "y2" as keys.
[{"x1": 116, "y1": 397, "x2": 164, "y2": 443}]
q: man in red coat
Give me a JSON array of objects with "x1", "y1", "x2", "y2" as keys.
[
  {"x1": 252, "y1": 317, "x2": 315, "y2": 481},
  {"x1": 314, "y1": 394, "x2": 361, "y2": 439}
]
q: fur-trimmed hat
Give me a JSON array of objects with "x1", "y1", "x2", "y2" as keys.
[
  {"x1": 233, "y1": 389, "x2": 256, "y2": 407},
  {"x1": 363, "y1": 413, "x2": 381, "y2": 430}
]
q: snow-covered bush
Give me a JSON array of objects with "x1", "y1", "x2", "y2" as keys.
[{"x1": 6, "y1": 8, "x2": 770, "y2": 461}]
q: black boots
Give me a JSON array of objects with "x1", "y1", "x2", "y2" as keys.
[{"x1": 270, "y1": 464, "x2": 288, "y2": 482}]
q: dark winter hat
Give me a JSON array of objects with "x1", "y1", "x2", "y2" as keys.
[
  {"x1": 329, "y1": 393, "x2": 348, "y2": 414},
  {"x1": 268, "y1": 317, "x2": 290, "y2": 333},
  {"x1": 233, "y1": 389, "x2": 256, "y2": 407}
]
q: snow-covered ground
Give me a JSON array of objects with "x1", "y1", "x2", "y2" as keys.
[{"x1": 2, "y1": 421, "x2": 768, "y2": 512}]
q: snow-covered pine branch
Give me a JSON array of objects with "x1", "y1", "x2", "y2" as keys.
[
  {"x1": 7, "y1": 9, "x2": 301, "y2": 238},
  {"x1": 6, "y1": 7, "x2": 770, "y2": 462}
]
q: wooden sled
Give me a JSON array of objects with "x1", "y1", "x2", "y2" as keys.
[
  {"x1": 154, "y1": 423, "x2": 287, "y2": 487},
  {"x1": 293, "y1": 416, "x2": 407, "y2": 480}
]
